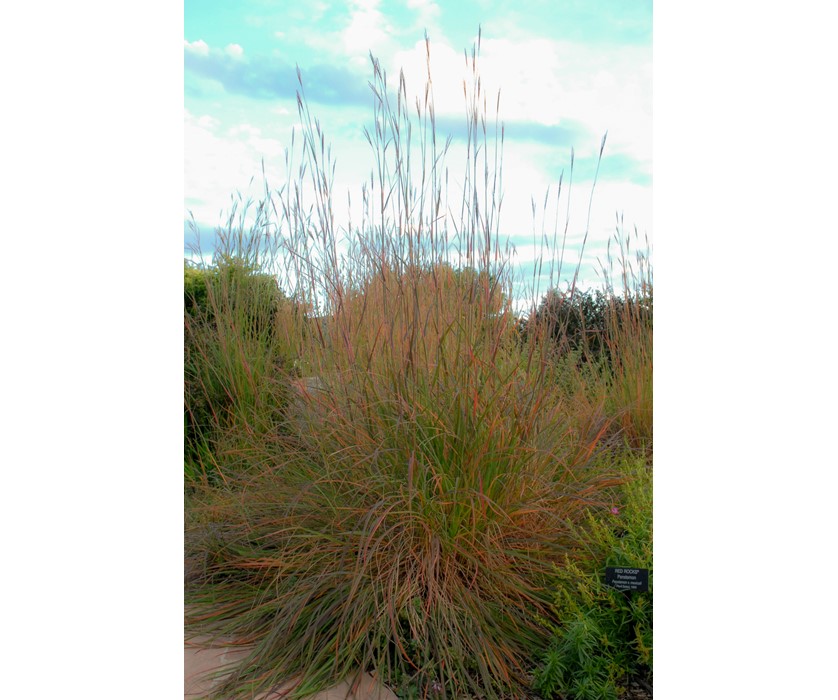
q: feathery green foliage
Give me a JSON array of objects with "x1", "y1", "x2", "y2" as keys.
[{"x1": 534, "y1": 456, "x2": 652, "y2": 700}]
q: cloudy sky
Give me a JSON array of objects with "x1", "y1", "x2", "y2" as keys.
[{"x1": 185, "y1": 0, "x2": 651, "y2": 303}]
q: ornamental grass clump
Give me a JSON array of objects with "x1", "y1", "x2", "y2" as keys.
[{"x1": 186, "y1": 33, "x2": 627, "y2": 700}]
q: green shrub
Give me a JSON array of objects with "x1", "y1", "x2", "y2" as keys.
[
  {"x1": 534, "y1": 456, "x2": 652, "y2": 700},
  {"x1": 521, "y1": 287, "x2": 610, "y2": 363},
  {"x1": 184, "y1": 256, "x2": 297, "y2": 483},
  {"x1": 184, "y1": 263, "x2": 210, "y2": 315}
]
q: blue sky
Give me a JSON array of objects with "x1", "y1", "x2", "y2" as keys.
[{"x1": 185, "y1": 0, "x2": 652, "y2": 303}]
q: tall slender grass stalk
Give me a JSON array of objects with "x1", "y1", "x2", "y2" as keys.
[{"x1": 599, "y1": 219, "x2": 653, "y2": 451}]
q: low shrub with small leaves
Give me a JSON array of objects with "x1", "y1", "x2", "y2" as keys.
[{"x1": 533, "y1": 456, "x2": 652, "y2": 700}]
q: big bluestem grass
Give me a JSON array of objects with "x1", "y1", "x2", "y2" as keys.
[
  {"x1": 519, "y1": 216, "x2": 653, "y2": 458},
  {"x1": 185, "y1": 32, "x2": 644, "y2": 700},
  {"x1": 599, "y1": 220, "x2": 653, "y2": 452}
]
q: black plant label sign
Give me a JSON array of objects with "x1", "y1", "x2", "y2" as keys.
[{"x1": 605, "y1": 567, "x2": 649, "y2": 593}]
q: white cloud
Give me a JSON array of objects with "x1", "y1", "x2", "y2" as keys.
[
  {"x1": 184, "y1": 110, "x2": 285, "y2": 226},
  {"x1": 389, "y1": 39, "x2": 467, "y2": 115},
  {"x1": 224, "y1": 43, "x2": 244, "y2": 59},
  {"x1": 384, "y1": 33, "x2": 650, "y2": 166},
  {"x1": 383, "y1": 34, "x2": 647, "y2": 160},
  {"x1": 342, "y1": 0, "x2": 397, "y2": 69},
  {"x1": 228, "y1": 123, "x2": 260, "y2": 139},
  {"x1": 406, "y1": 0, "x2": 442, "y2": 33},
  {"x1": 486, "y1": 140, "x2": 652, "y2": 270},
  {"x1": 197, "y1": 115, "x2": 220, "y2": 130},
  {"x1": 183, "y1": 24, "x2": 651, "y2": 281},
  {"x1": 184, "y1": 39, "x2": 209, "y2": 56},
  {"x1": 480, "y1": 37, "x2": 650, "y2": 156}
]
